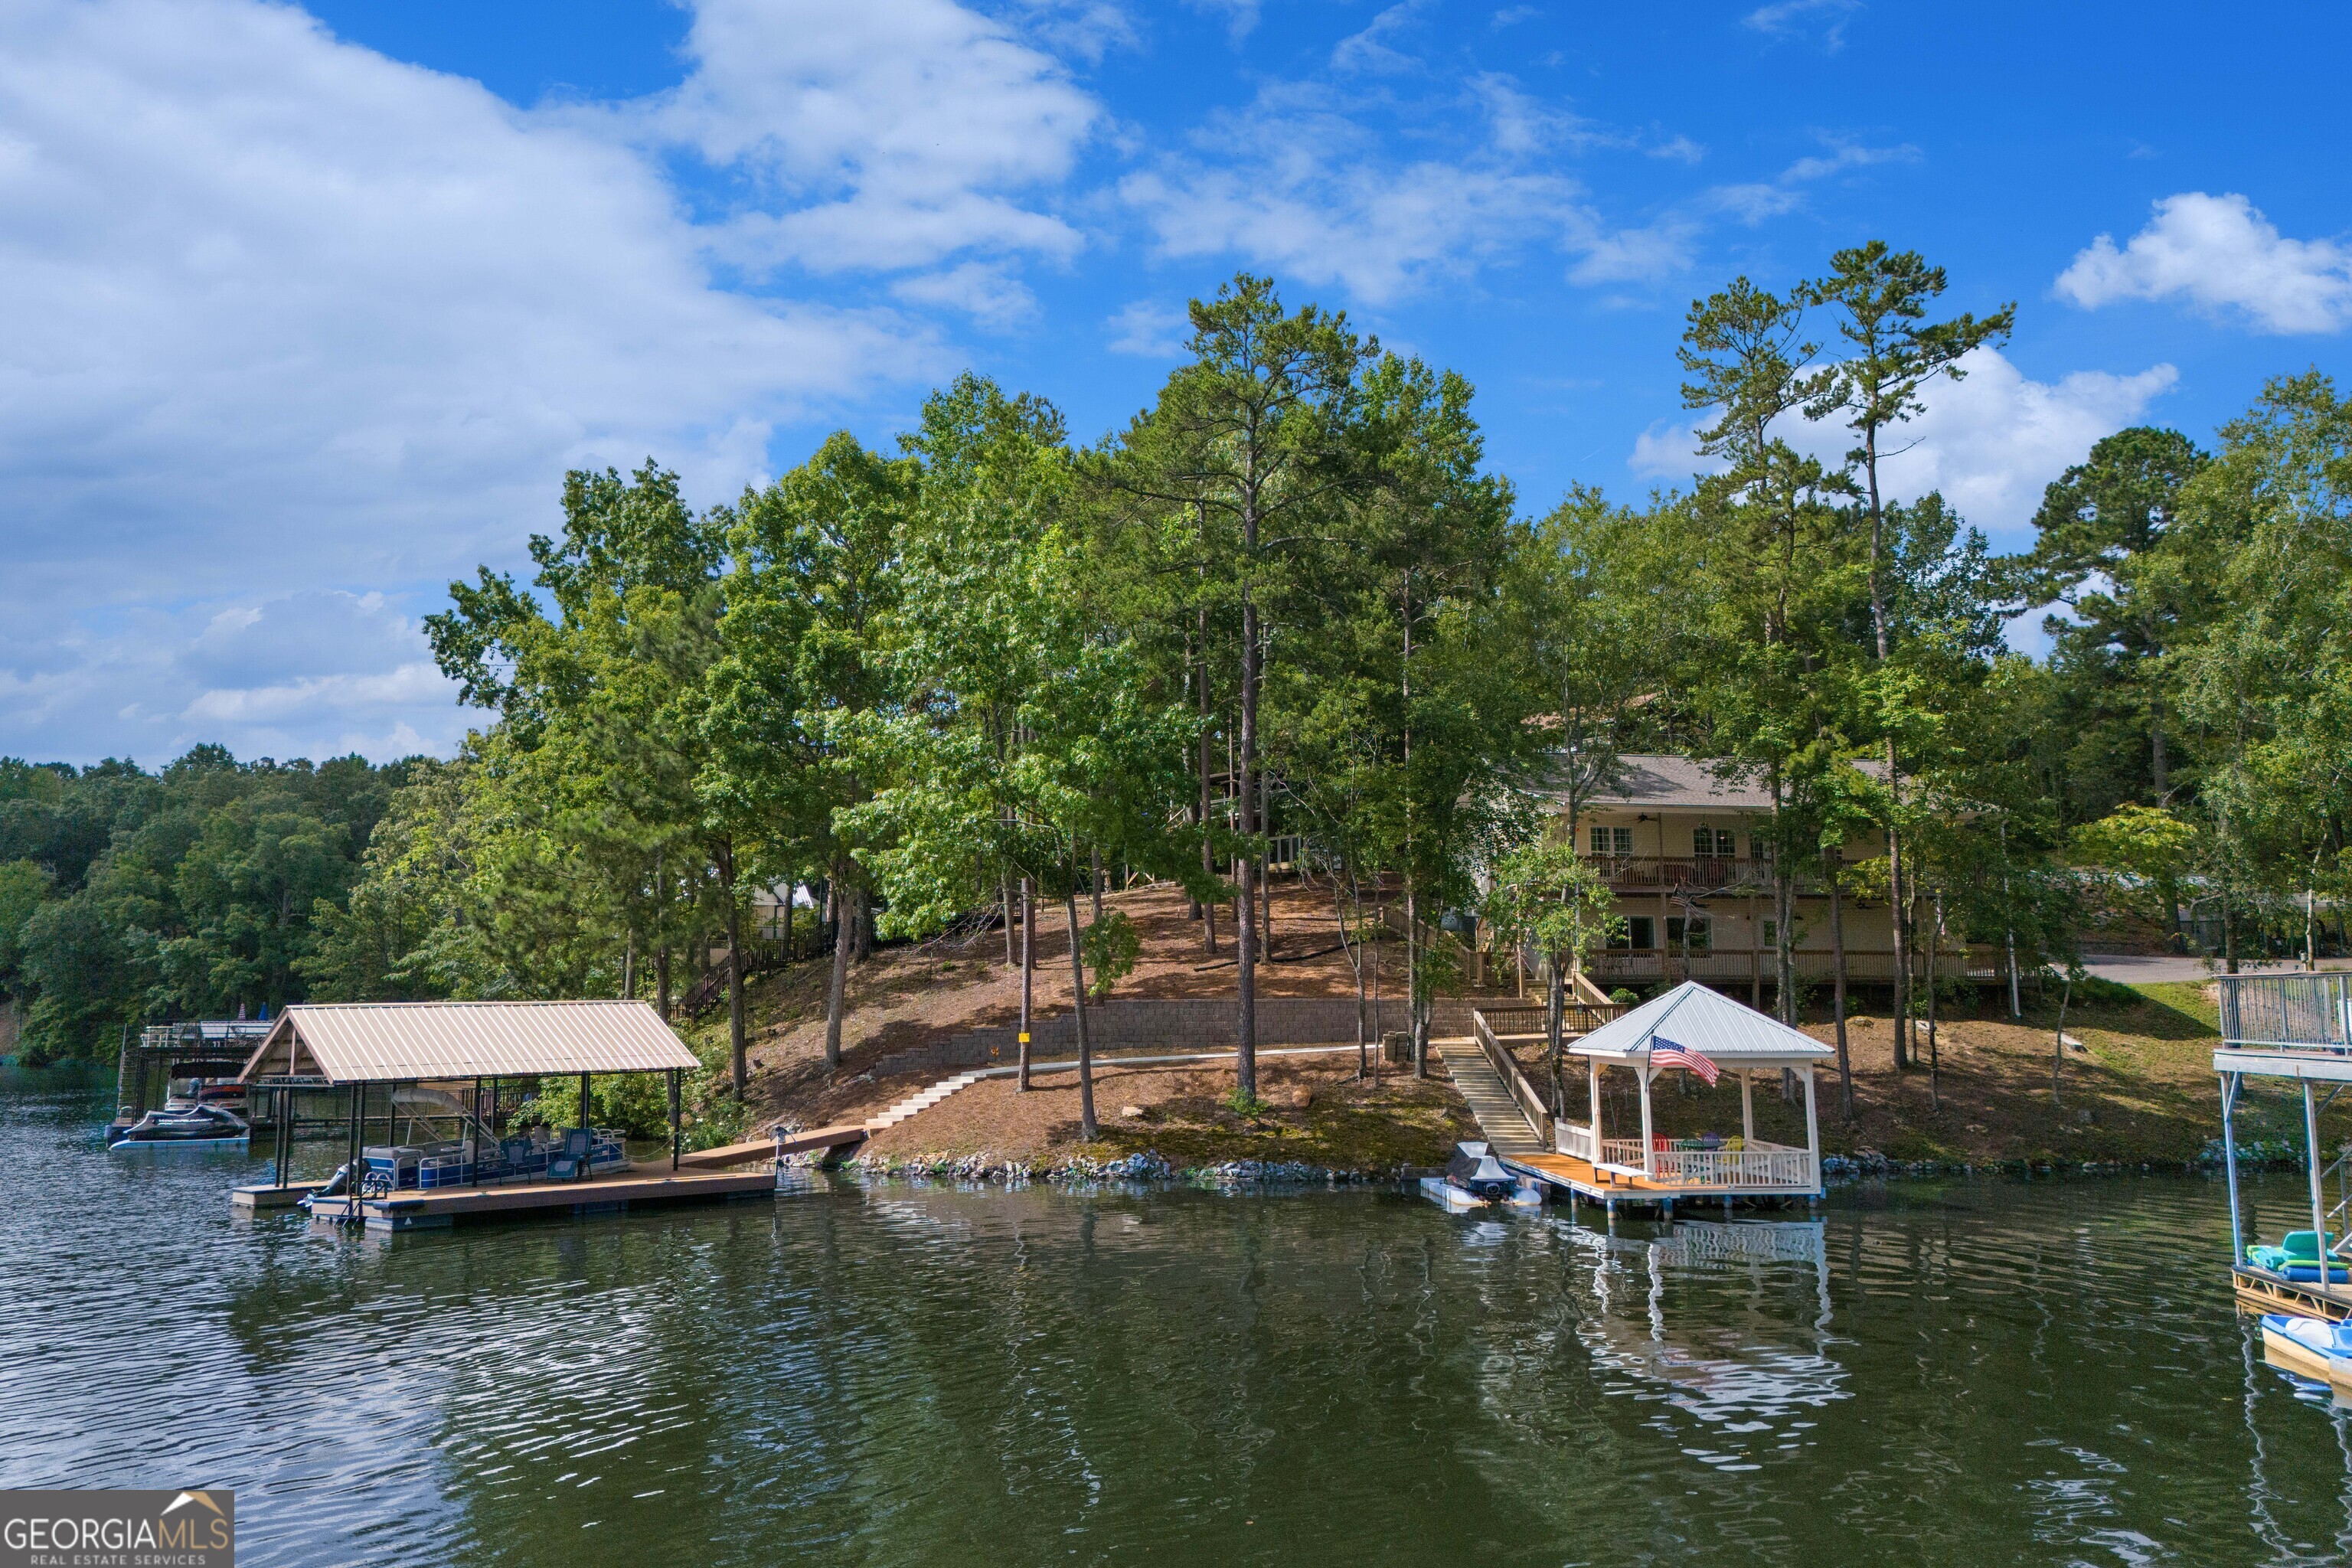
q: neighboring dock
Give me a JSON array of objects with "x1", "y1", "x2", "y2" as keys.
[{"x1": 302, "y1": 1167, "x2": 781, "y2": 1230}]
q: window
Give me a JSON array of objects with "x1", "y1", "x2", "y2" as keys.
[
  {"x1": 1589, "y1": 825, "x2": 1609, "y2": 854},
  {"x1": 1621, "y1": 916, "x2": 1655, "y2": 950},
  {"x1": 1666, "y1": 916, "x2": 1711, "y2": 952},
  {"x1": 1762, "y1": 920, "x2": 1777, "y2": 946},
  {"x1": 1693, "y1": 827, "x2": 1735, "y2": 858},
  {"x1": 1589, "y1": 825, "x2": 1633, "y2": 856}
]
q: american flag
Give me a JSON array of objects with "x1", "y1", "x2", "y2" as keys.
[{"x1": 1651, "y1": 1037, "x2": 1720, "y2": 1086}]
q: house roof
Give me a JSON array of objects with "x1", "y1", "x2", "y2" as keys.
[
  {"x1": 1570, "y1": 981, "x2": 1833, "y2": 1064},
  {"x1": 237, "y1": 1001, "x2": 700, "y2": 1085},
  {"x1": 1554, "y1": 753, "x2": 1888, "y2": 812}
]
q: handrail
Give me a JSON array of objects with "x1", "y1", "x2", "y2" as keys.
[
  {"x1": 1477, "y1": 1001, "x2": 1629, "y2": 1037},
  {"x1": 1470, "y1": 1009, "x2": 1553, "y2": 1147}
]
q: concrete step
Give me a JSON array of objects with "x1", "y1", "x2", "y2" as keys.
[{"x1": 865, "y1": 1070, "x2": 988, "y2": 1132}]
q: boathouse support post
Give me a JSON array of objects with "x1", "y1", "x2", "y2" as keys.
[
  {"x1": 2305, "y1": 1080, "x2": 2329, "y2": 1263},
  {"x1": 2220, "y1": 1070, "x2": 2244, "y2": 1265},
  {"x1": 668, "y1": 1069, "x2": 681, "y2": 1172},
  {"x1": 1637, "y1": 1063, "x2": 1656, "y2": 1178},
  {"x1": 1588, "y1": 1056, "x2": 1602, "y2": 1158},
  {"x1": 1801, "y1": 1065, "x2": 1820, "y2": 1191},
  {"x1": 1740, "y1": 1071, "x2": 1755, "y2": 1145},
  {"x1": 578, "y1": 1072, "x2": 593, "y2": 1181}
]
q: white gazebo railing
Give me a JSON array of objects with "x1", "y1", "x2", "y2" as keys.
[
  {"x1": 1555, "y1": 1121, "x2": 1599, "y2": 1161},
  {"x1": 1599, "y1": 1137, "x2": 1648, "y2": 1168},
  {"x1": 1645, "y1": 1142, "x2": 1814, "y2": 1188}
]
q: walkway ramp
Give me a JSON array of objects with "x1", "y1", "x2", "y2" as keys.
[{"x1": 1431, "y1": 1040, "x2": 1545, "y2": 1158}]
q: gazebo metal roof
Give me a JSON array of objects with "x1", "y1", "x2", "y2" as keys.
[
  {"x1": 237, "y1": 1001, "x2": 699, "y2": 1086},
  {"x1": 1570, "y1": 981, "x2": 1833, "y2": 1064}
]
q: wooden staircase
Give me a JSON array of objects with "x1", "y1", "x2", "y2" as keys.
[{"x1": 1432, "y1": 1041, "x2": 1547, "y2": 1157}]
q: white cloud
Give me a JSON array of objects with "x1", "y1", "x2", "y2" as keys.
[
  {"x1": 1332, "y1": 2, "x2": 1427, "y2": 74},
  {"x1": 1119, "y1": 80, "x2": 1593, "y2": 305},
  {"x1": 4, "y1": 591, "x2": 462, "y2": 763},
  {"x1": 1183, "y1": 0, "x2": 1261, "y2": 45},
  {"x1": 2056, "y1": 191, "x2": 2352, "y2": 335},
  {"x1": 890, "y1": 263, "x2": 1039, "y2": 331},
  {"x1": 638, "y1": 0, "x2": 1099, "y2": 273},
  {"x1": 1743, "y1": 0, "x2": 1862, "y2": 48},
  {"x1": 1105, "y1": 300, "x2": 1191, "y2": 358},
  {"x1": 1628, "y1": 348, "x2": 2179, "y2": 542},
  {"x1": 0, "y1": 0, "x2": 978, "y2": 763}
]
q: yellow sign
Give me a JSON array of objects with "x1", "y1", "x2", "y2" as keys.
[{"x1": 1018, "y1": 1032, "x2": 1030, "y2": 1044}]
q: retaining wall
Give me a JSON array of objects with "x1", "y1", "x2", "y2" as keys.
[{"x1": 872, "y1": 997, "x2": 1476, "y2": 1077}]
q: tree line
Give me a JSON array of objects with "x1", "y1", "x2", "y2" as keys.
[{"x1": 4, "y1": 260, "x2": 2346, "y2": 1125}]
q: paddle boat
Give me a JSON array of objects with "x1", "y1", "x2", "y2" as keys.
[
  {"x1": 1421, "y1": 1142, "x2": 1542, "y2": 1212},
  {"x1": 2261, "y1": 1313, "x2": 2352, "y2": 1396}
]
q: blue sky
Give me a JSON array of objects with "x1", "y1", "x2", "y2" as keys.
[{"x1": 2, "y1": 0, "x2": 2346, "y2": 766}]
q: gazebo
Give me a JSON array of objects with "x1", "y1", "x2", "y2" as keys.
[{"x1": 1552, "y1": 981, "x2": 1828, "y2": 1203}]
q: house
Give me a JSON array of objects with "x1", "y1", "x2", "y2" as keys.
[{"x1": 1540, "y1": 754, "x2": 1994, "y2": 997}]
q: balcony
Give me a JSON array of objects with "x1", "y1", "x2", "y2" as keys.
[{"x1": 1583, "y1": 854, "x2": 1764, "y2": 890}]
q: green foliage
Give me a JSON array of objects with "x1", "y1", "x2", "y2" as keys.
[
  {"x1": 24, "y1": 255, "x2": 2352, "y2": 1082},
  {"x1": 1082, "y1": 910, "x2": 1140, "y2": 1000},
  {"x1": 2, "y1": 749, "x2": 404, "y2": 1061},
  {"x1": 1222, "y1": 1087, "x2": 1272, "y2": 1119}
]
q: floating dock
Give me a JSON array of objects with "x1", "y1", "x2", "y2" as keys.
[
  {"x1": 300, "y1": 1166, "x2": 781, "y2": 1231},
  {"x1": 2233, "y1": 1263, "x2": 2352, "y2": 1323}
]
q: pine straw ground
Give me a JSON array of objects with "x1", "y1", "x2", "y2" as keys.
[{"x1": 681, "y1": 880, "x2": 2316, "y2": 1172}]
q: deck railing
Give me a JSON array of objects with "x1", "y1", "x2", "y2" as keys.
[
  {"x1": 2217, "y1": 972, "x2": 2351, "y2": 1050},
  {"x1": 1645, "y1": 1143, "x2": 1815, "y2": 1189},
  {"x1": 1469, "y1": 1009, "x2": 1552, "y2": 1146},
  {"x1": 1599, "y1": 1137, "x2": 1648, "y2": 1168},
  {"x1": 1586, "y1": 855, "x2": 1769, "y2": 890},
  {"x1": 1557, "y1": 1121, "x2": 1599, "y2": 1161},
  {"x1": 1475, "y1": 1000, "x2": 1628, "y2": 1039}
]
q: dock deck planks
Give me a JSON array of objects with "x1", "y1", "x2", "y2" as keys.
[
  {"x1": 1502, "y1": 1148, "x2": 1819, "y2": 1206},
  {"x1": 2233, "y1": 1263, "x2": 2352, "y2": 1322},
  {"x1": 675, "y1": 1122, "x2": 867, "y2": 1169},
  {"x1": 306, "y1": 1166, "x2": 779, "y2": 1230}
]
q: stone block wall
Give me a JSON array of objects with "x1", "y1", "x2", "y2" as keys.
[{"x1": 871, "y1": 997, "x2": 1476, "y2": 1077}]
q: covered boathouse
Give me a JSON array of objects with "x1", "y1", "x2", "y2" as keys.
[
  {"x1": 1501, "y1": 981, "x2": 1830, "y2": 1214},
  {"x1": 2215, "y1": 972, "x2": 2352, "y2": 1321},
  {"x1": 230, "y1": 1000, "x2": 778, "y2": 1230}
]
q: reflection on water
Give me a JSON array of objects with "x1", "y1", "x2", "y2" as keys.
[{"x1": 11, "y1": 1074, "x2": 2352, "y2": 1565}]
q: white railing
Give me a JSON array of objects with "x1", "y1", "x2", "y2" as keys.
[
  {"x1": 1645, "y1": 1144, "x2": 1815, "y2": 1189},
  {"x1": 1557, "y1": 1121, "x2": 1598, "y2": 1161},
  {"x1": 1599, "y1": 1138, "x2": 1648, "y2": 1168}
]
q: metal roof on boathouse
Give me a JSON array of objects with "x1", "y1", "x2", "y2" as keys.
[{"x1": 237, "y1": 1000, "x2": 700, "y2": 1085}]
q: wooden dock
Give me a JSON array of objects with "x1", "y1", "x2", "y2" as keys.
[
  {"x1": 675, "y1": 1122, "x2": 867, "y2": 1168},
  {"x1": 232, "y1": 1180, "x2": 329, "y2": 1211},
  {"x1": 2233, "y1": 1263, "x2": 2352, "y2": 1322},
  {"x1": 305, "y1": 1167, "x2": 780, "y2": 1231},
  {"x1": 1502, "y1": 1149, "x2": 1818, "y2": 1210}
]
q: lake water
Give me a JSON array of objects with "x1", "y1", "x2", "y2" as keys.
[{"x1": 8, "y1": 1070, "x2": 2352, "y2": 1566}]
